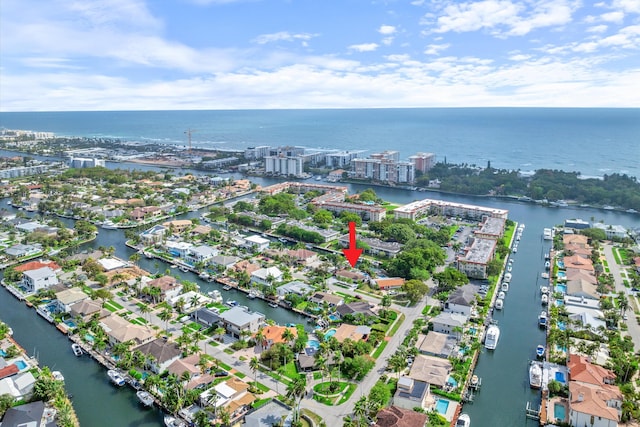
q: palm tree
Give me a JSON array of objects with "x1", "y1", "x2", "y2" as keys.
[
  {"x1": 139, "y1": 303, "x2": 152, "y2": 322},
  {"x1": 254, "y1": 327, "x2": 265, "y2": 349},
  {"x1": 281, "y1": 328, "x2": 295, "y2": 346},
  {"x1": 354, "y1": 396, "x2": 368, "y2": 425},
  {"x1": 214, "y1": 326, "x2": 226, "y2": 342},
  {"x1": 286, "y1": 376, "x2": 307, "y2": 424},
  {"x1": 129, "y1": 252, "x2": 141, "y2": 266},
  {"x1": 250, "y1": 356, "x2": 260, "y2": 385},
  {"x1": 189, "y1": 294, "x2": 200, "y2": 308},
  {"x1": 159, "y1": 308, "x2": 173, "y2": 333}
]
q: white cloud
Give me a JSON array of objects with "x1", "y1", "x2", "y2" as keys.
[
  {"x1": 424, "y1": 43, "x2": 451, "y2": 55},
  {"x1": 587, "y1": 24, "x2": 608, "y2": 32},
  {"x1": 348, "y1": 43, "x2": 379, "y2": 52},
  {"x1": 378, "y1": 25, "x2": 396, "y2": 35},
  {"x1": 612, "y1": 0, "x2": 640, "y2": 14},
  {"x1": 601, "y1": 11, "x2": 625, "y2": 22},
  {"x1": 573, "y1": 24, "x2": 640, "y2": 51},
  {"x1": 253, "y1": 32, "x2": 316, "y2": 45},
  {"x1": 509, "y1": 53, "x2": 532, "y2": 60}
]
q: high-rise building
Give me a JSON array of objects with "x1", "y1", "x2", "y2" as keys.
[{"x1": 408, "y1": 152, "x2": 436, "y2": 173}]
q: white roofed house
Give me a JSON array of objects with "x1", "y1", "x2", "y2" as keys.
[
  {"x1": 430, "y1": 312, "x2": 468, "y2": 339},
  {"x1": 200, "y1": 377, "x2": 255, "y2": 425},
  {"x1": 139, "y1": 224, "x2": 167, "y2": 246},
  {"x1": 218, "y1": 306, "x2": 265, "y2": 338},
  {"x1": 22, "y1": 267, "x2": 58, "y2": 293},
  {"x1": 185, "y1": 244, "x2": 218, "y2": 265},
  {"x1": 250, "y1": 266, "x2": 283, "y2": 287},
  {"x1": 55, "y1": 287, "x2": 89, "y2": 313},
  {"x1": 4, "y1": 243, "x2": 41, "y2": 259},
  {"x1": 243, "y1": 235, "x2": 270, "y2": 252},
  {"x1": 276, "y1": 281, "x2": 313, "y2": 298},
  {"x1": 100, "y1": 314, "x2": 155, "y2": 347},
  {"x1": 165, "y1": 241, "x2": 193, "y2": 259}
]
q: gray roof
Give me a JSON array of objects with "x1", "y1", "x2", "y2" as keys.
[
  {"x1": 431, "y1": 312, "x2": 467, "y2": 327},
  {"x1": 191, "y1": 307, "x2": 221, "y2": 325},
  {"x1": 218, "y1": 306, "x2": 265, "y2": 327},
  {"x1": 243, "y1": 399, "x2": 293, "y2": 427},
  {"x1": 446, "y1": 286, "x2": 476, "y2": 306},
  {"x1": 189, "y1": 245, "x2": 217, "y2": 257},
  {"x1": 23, "y1": 266, "x2": 56, "y2": 280},
  {"x1": 1, "y1": 401, "x2": 55, "y2": 427},
  {"x1": 135, "y1": 338, "x2": 181, "y2": 363}
]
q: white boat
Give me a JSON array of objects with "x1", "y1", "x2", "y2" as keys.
[
  {"x1": 107, "y1": 370, "x2": 126, "y2": 387},
  {"x1": 544, "y1": 261, "x2": 550, "y2": 270},
  {"x1": 512, "y1": 247, "x2": 517, "y2": 253},
  {"x1": 501, "y1": 282, "x2": 509, "y2": 292},
  {"x1": 136, "y1": 390, "x2": 154, "y2": 407},
  {"x1": 498, "y1": 291, "x2": 506, "y2": 300},
  {"x1": 507, "y1": 265, "x2": 512, "y2": 272},
  {"x1": 538, "y1": 311, "x2": 548, "y2": 328},
  {"x1": 71, "y1": 343, "x2": 83, "y2": 357},
  {"x1": 225, "y1": 300, "x2": 238, "y2": 307},
  {"x1": 247, "y1": 290, "x2": 257, "y2": 299},
  {"x1": 164, "y1": 415, "x2": 187, "y2": 427},
  {"x1": 199, "y1": 272, "x2": 210, "y2": 279},
  {"x1": 179, "y1": 266, "x2": 189, "y2": 273},
  {"x1": 529, "y1": 361, "x2": 542, "y2": 389},
  {"x1": 207, "y1": 290, "x2": 223, "y2": 303},
  {"x1": 541, "y1": 294, "x2": 548, "y2": 305},
  {"x1": 541, "y1": 272, "x2": 549, "y2": 279},
  {"x1": 495, "y1": 298, "x2": 504, "y2": 310},
  {"x1": 540, "y1": 286, "x2": 548, "y2": 294},
  {"x1": 456, "y1": 414, "x2": 471, "y2": 427},
  {"x1": 269, "y1": 302, "x2": 279, "y2": 308},
  {"x1": 503, "y1": 273, "x2": 512, "y2": 283},
  {"x1": 52, "y1": 371, "x2": 65, "y2": 382},
  {"x1": 536, "y1": 345, "x2": 545, "y2": 359},
  {"x1": 484, "y1": 324, "x2": 500, "y2": 350},
  {"x1": 101, "y1": 221, "x2": 118, "y2": 230}
]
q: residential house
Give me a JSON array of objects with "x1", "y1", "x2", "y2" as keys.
[
  {"x1": 563, "y1": 234, "x2": 590, "y2": 248},
  {"x1": 168, "y1": 291, "x2": 210, "y2": 309},
  {"x1": 190, "y1": 224, "x2": 212, "y2": 237},
  {"x1": 55, "y1": 288, "x2": 89, "y2": 313},
  {"x1": 232, "y1": 260, "x2": 261, "y2": 277},
  {"x1": 165, "y1": 241, "x2": 193, "y2": 259},
  {"x1": 332, "y1": 324, "x2": 371, "y2": 343},
  {"x1": 4, "y1": 243, "x2": 41, "y2": 259},
  {"x1": 276, "y1": 281, "x2": 313, "y2": 298},
  {"x1": 430, "y1": 312, "x2": 467, "y2": 337},
  {"x1": 373, "y1": 405, "x2": 428, "y2": 427},
  {"x1": 22, "y1": 267, "x2": 59, "y2": 293},
  {"x1": 243, "y1": 399, "x2": 293, "y2": 427},
  {"x1": 250, "y1": 267, "x2": 283, "y2": 287},
  {"x1": 210, "y1": 255, "x2": 240, "y2": 270},
  {"x1": 69, "y1": 299, "x2": 110, "y2": 322},
  {"x1": 190, "y1": 307, "x2": 221, "y2": 328},
  {"x1": 335, "y1": 269, "x2": 366, "y2": 282},
  {"x1": 309, "y1": 292, "x2": 343, "y2": 308},
  {"x1": 374, "y1": 278, "x2": 405, "y2": 292},
  {"x1": 444, "y1": 285, "x2": 476, "y2": 317},
  {"x1": 566, "y1": 278, "x2": 600, "y2": 300},
  {"x1": 564, "y1": 255, "x2": 594, "y2": 272},
  {"x1": 163, "y1": 219, "x2": 193, "y2": 234},
  {"x1": 415, "y1": 332, "x2": 457, "y2": 358},
  {"x1": 148, "y1": 276, "x2": 183, "y2": 302},
  {"x1": 407, "y1": 355, "x2": 452, "y2": 389},
  {"x1": 336, "y1": 301, "x2": 377, "y2": 318},
  {"x1": 393, "y1": 377, "x2": 433, "y2": 412},
  {"x1": 0, "y1": 401, "x2": 51, "y2": 426},
  {"x1": 286, "y1": 249, "x2": 319, "y2": 266},
  {"x1": 100, "y1": 315, "x2": 155, "y2": 347},
  {"x1": 243, "y1": 235, "x2": 270, "y2": 252},
  {"x1": 0, "y1": 371, "x2": 36, "y2": 400},
  {"x1": 185, "y1": 245, "x2": 218, "y2": 265},
  {"x1": 565, "y1": 269, "x2": 597, "y2": 285},
  {"x1": 218, "y1": 307, "x2": 265, "y2": 338},
  {"x1": 140, "y1": 225, "x2": 167, "y2": 246},
  {"x1": 14, "y1": 260, "x2": 61, "y2": 273},
  {"x1": 201, "y1": 377, "x2": 255, "y2": 425},
  {"x1": 255, "y1": 325, "x2": 298, "y2": 350},
  {"x1": 135, "y1": 338, "x2": 182, "y2": 374}
]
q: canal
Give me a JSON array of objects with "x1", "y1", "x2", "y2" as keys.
[{"x1": 0, "y1": 168, "x2": 638, "y2": 426}]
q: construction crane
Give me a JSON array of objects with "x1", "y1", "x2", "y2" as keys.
[{"x1": 184, "y1": 128, "x2": 196, "y2": 154}]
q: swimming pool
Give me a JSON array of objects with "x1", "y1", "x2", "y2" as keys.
[
  {"x1": 555, "y1": 284, "x2": 567, "y2": 294},
  {"x1": 64, "y1": 320, "x2": 77, "y2": 329},
  {"x1": 84, "y1": 334, "x2": 95, "y2": 342},
  {"x1": 435, "y1": 399, "x2": 449, "y2": 415},
  {"x1": 554, "y1": 402, "x2": 566, "y2": 420},
  {"x1": 557, "y1": 261, "x2": 565, "y2": 269},
  {"x1": 306, "y1": 339, "x2": 320, "y2": 350},
  {"x1": 0, "y1": 350, "x2": 6, "y2": 357},
  {"x1": 555, "y1": 371, "x2": 566, "y2": 383},
  {"x1": 328, "y1": 314, "x2": 340, "y2": 322},
  {"x1": 14, "y1": 360, "x2": 28, "y2": 370},
  {"x1": 557, "y1": 271, "x2": 566, "y2": 280},
  {"x1": 447, "y1": 376, "x2": 458, "y2": 387},
  {"x1": 557, "y1": 321, "x2": 566, "y2": 331},
  {"x1": 324, "y1": 329, "x2": 337, "y2": 340}
]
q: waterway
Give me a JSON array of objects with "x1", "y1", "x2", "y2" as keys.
[{"x1": 0, "y1": 163, "x2": 638, "y2": 426}]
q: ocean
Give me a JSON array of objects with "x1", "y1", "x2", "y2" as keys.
[{"x1": 0, "y1": 108, "x2": 639, "y2": 179}]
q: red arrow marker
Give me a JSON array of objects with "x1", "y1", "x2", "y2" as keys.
[{"x1": 342, "y1": 221, "x2": 363, "y2": 267}]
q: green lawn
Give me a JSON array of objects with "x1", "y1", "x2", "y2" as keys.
[
  {"x1": 388, "y1": 313, "x2": 405, "y2": 336},
  {"x1": 281, "y1": 361, "x2": 301, "y2": 380},
  {"x1": 372, "y1": 340, "x2": 388, "y2": 359},
  {"x1": 107, "y1": 300, "x2": 124, "y2": 310}
]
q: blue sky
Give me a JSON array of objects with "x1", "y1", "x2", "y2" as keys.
[{"x1": 1, "y1": 0, "x2": 639, "y2": 111}]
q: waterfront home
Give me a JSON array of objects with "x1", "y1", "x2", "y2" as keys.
[
  {"x1": 0, "y1": 401, "x2": 54, "y2": 426},
  {"x1": 135, "y1": 338, "x2": 182, "y2": 374},
  {"x1": 415, "y1": 332, "x2": 457, "y2": 358},
  {"x1": 250, "y1": 267, "x2": 283, "y2": 287},
  {"x1": 373, "y1": 405, "x2": 428, "y2": 427},
  {"x1": 332, "y1": 324, "x2": 371, "y2": 343},
  {"x1": 100, "y1": 315, "x2": 155, "y2": 347},
  {"x1": 430, "y1": 312, "x2": 468, "y2": 338},
  {"x1": 129, "y1": 206, "x2": 161, "y2": 221},
  {"x1": 566, "y1": 278, "x2": 599, "y2": 300},
  {"x1": 276, "y1": 281, "x2": 313, "y2": 298},
  {"x1": 593, "y1": 223, "x2": 628, "y2": 240},
  {"x1": 335, "y1": 269, "x2": 366, "y2": 282},
  {"x1": 14, "y1": 260, "x2": 61, "y2": 273},
  {"x1": 243, "y1": 399, "x2": 293, "y2": 427},
  {"x1": 5, "y1": 243, "x2": 41, "y2": 259},
  {"x1": 163, "y1": 219, "x2": 193, "y2": 234},
  {"x1": 0, "y1": 371, "x2": 36, "y2": 400},
  {"x1": 200, "y1": 377, "x2": 256, "y2": 425},
  {"x1": 308, "y1": 291, "x2": 343, "y2": 308},
  {"x1": 563, "y1": 234, "x2": 590, "y2": 248},
  {"x1": 185, "y1": 245, "x2": 218, "y2": 265},
  {"x1": 165, "y1": 241, "x2": 193, "y2": 259},
  {"x1": 210, "y1": 255, "x2": 240, "y2": 270},
  {"x1": 168, "y1": 291, "x2": 211, "y2": 309},
  {"x1": 287, "y1": 248, "x2": 319, "y2": 266},
  {"x1": 22, "y1": 267, "x2": 58, "y2": 293},
  {"x1": 563, "y1": 255, "x2": 594, "y2": 272},
  {"x1": 393, "y1": 376, "x2": 433, "y2": 412},
  {"x1": 140, "y1": 224, "x2": 167, "y2": 246},
  {"x1": 444, "y1": 285, "x2": 476, "y2": 317},
  {"x1": 167, "y1": 354, "x2": 202, "y2": 378},
  {"x1": 232, "y1": 260, "x2": 261, "y2": 277},
  {"x1": 218, "y1": 307, "x2": 265, "y2": 338},
  {"x1": 568, "y1": 354, "x2": 617, "y2": 386},
  {"x1": 336, "y1": 301, "x2": 377, "y2": 318},
  {"x1": 148, "y1": 276, "x2": 183, "y2": 302},
  {"x1": 97, "y1": 257, "x2": 128, "y2": 271},
  {"x1": 190, "y1": 307, "x2": 220, "y2": 328},
  {"x1": 255, "y1": 325, "x2": 297, "y2": 350},
  {"x1": 407, "y1": 355, "x2": 452, "y2": 389},
  {"x1": 69, "y1": 299, "x2": 110, "y2": 322},
  {"x1": 243, "y1": 235, "x2": 270, "y2": 252},
  {"x1": 565, "y1": 269, "x2": 598, "y2": 285},
  {"x1": 189, "y1": 224, "x2": 212, "y2": 237},
  {"x1": 55, "y1": 288, "x2": 89, "y2": 313}
]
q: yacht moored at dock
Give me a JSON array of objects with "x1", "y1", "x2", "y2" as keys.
[
  {"x1": 456, "y1": 413, "x2": 471, "y2": 427},
  {"x1": 495, "y1": 298, "x2": 504, "y2": 310},
  {"x1": 538, "y1": 311, "x2": 548, "y2": 328},
  {"x1": 71, "y1": 343, "x2": 83, "y2": 356},
  {"x1": 164, "y1": 415, "x2": 187, "y2": 427},
  {"x1": 529, "y1": 361, "x2": 542, "y2": 389},
  {"x1": 536, "y1": 345, "x2": 545, "y2": 359},
  {"x1": 107, "y1": 370, "x2": 126, "y2": 387},
  {"x1": 136, "y1": 390, "x2": 154, "y2": 407},
  {"x1": 484, "y1": 324, "x2": 500, "y2": 350}
]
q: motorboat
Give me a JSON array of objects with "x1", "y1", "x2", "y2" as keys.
[
  {"x1": 538, "y1": 311, "x2": 548, "y2": 328},
  {"x1": 544, "y1": 253, "x2": 550, "y2": 260},
  {"x1": 179, "y1": 266, "x2": 189, "y2": 273},
  {"x1": 71, "y1": 343, "x2": 83, "y2": 357},
  {"x1": 456, "y1": 414, "x2": 471, "y2": 427},
  {"x1": 199, "y1": 272, "x2": 210, "y2": 280},
  {"x1": 225, "y1": 300, "x2": 238, "y2": 307},
  {"x1": 207, "y1": 290, "x2": 222, "y2": 303},
  {"x1": 136, "y1": 390, "x2": 154, "y2": 407},
  {"x1": 512, "y1": 247, "x2": 518, "y2": 253},
  {"x1": 495, "y1": 298, "x2": 504, "y2": 310},
  {"x1": 504, "y1": 273, "x2": 512, "y2": 283},
  {"x1": 507, "y1": 265, "x2": 512, "y2": 272},
  {"x1": 541, "y1": 294, "x2": 548, "y2": 305},
  {"x1": 164, "y1": 415, "x2": 187, "y2": 427},
  {"x1": 541, "y1": 272, "x2": 549, "y2": 279},
  {"x1": 484, "y1": 324, "x2": 500, "y2": 350},
  {"x1": 52, "y1": 371, "x2": 65, "y2": 382},
  {"x1": 536, "y1": 345, "x2": 545, "y2": 359},
  {"x1": 269, "y1": 302, "x2": 279, "y2": 308},
  {"x1": 247, "y1": 290, "x2": 257, "y2": 299},
  {"x1": 501, "y1": 282, "x2": 509, "y2": 292},
  {"x1": 540, "y1": 286, "x2": 548, "y2": 295},
  {"x1": 101, "y1": 221, "x2": 118, "y2": 230},
  {"x1": 498, "y1": 291, "x2": 506, "y2": 300},
  {"x1": 222, "y1": 285, "x2": 232, "y2": 291},
  {"x1": 470, "y1": 375, "x2": 479, "y2": 387},
  {"x1": 544, "y1": 261, "x2": 551, "y2": 270},
  {"x1": 529, "y1": 361, "x2": 542, "y2": 389},
  {"x1": 107, "y1": 370, "x2": 126, "y2": 387}
]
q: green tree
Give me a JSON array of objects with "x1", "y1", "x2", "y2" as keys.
[{"x1": 402, "y1": 279, "x2": 429, "y2": 305}]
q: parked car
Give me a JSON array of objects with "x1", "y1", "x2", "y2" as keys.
[{"x1": 214, "y1": 371, "x2": 229, "y2": 377}]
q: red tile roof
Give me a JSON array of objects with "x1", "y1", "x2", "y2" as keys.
[
  {"x1": 15, "y1": 261, "x2": 61, "y2": 272},
  {"x1": 0, "y1": 364, "x2": 20, "y2": 380},
  {"x1": 374, "y1": 406, "x2": 428, "y2": 427}
]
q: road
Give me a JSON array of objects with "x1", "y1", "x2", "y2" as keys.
[{"x1": 602, "y1": 243, "x2": 640, "y2": 350}]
